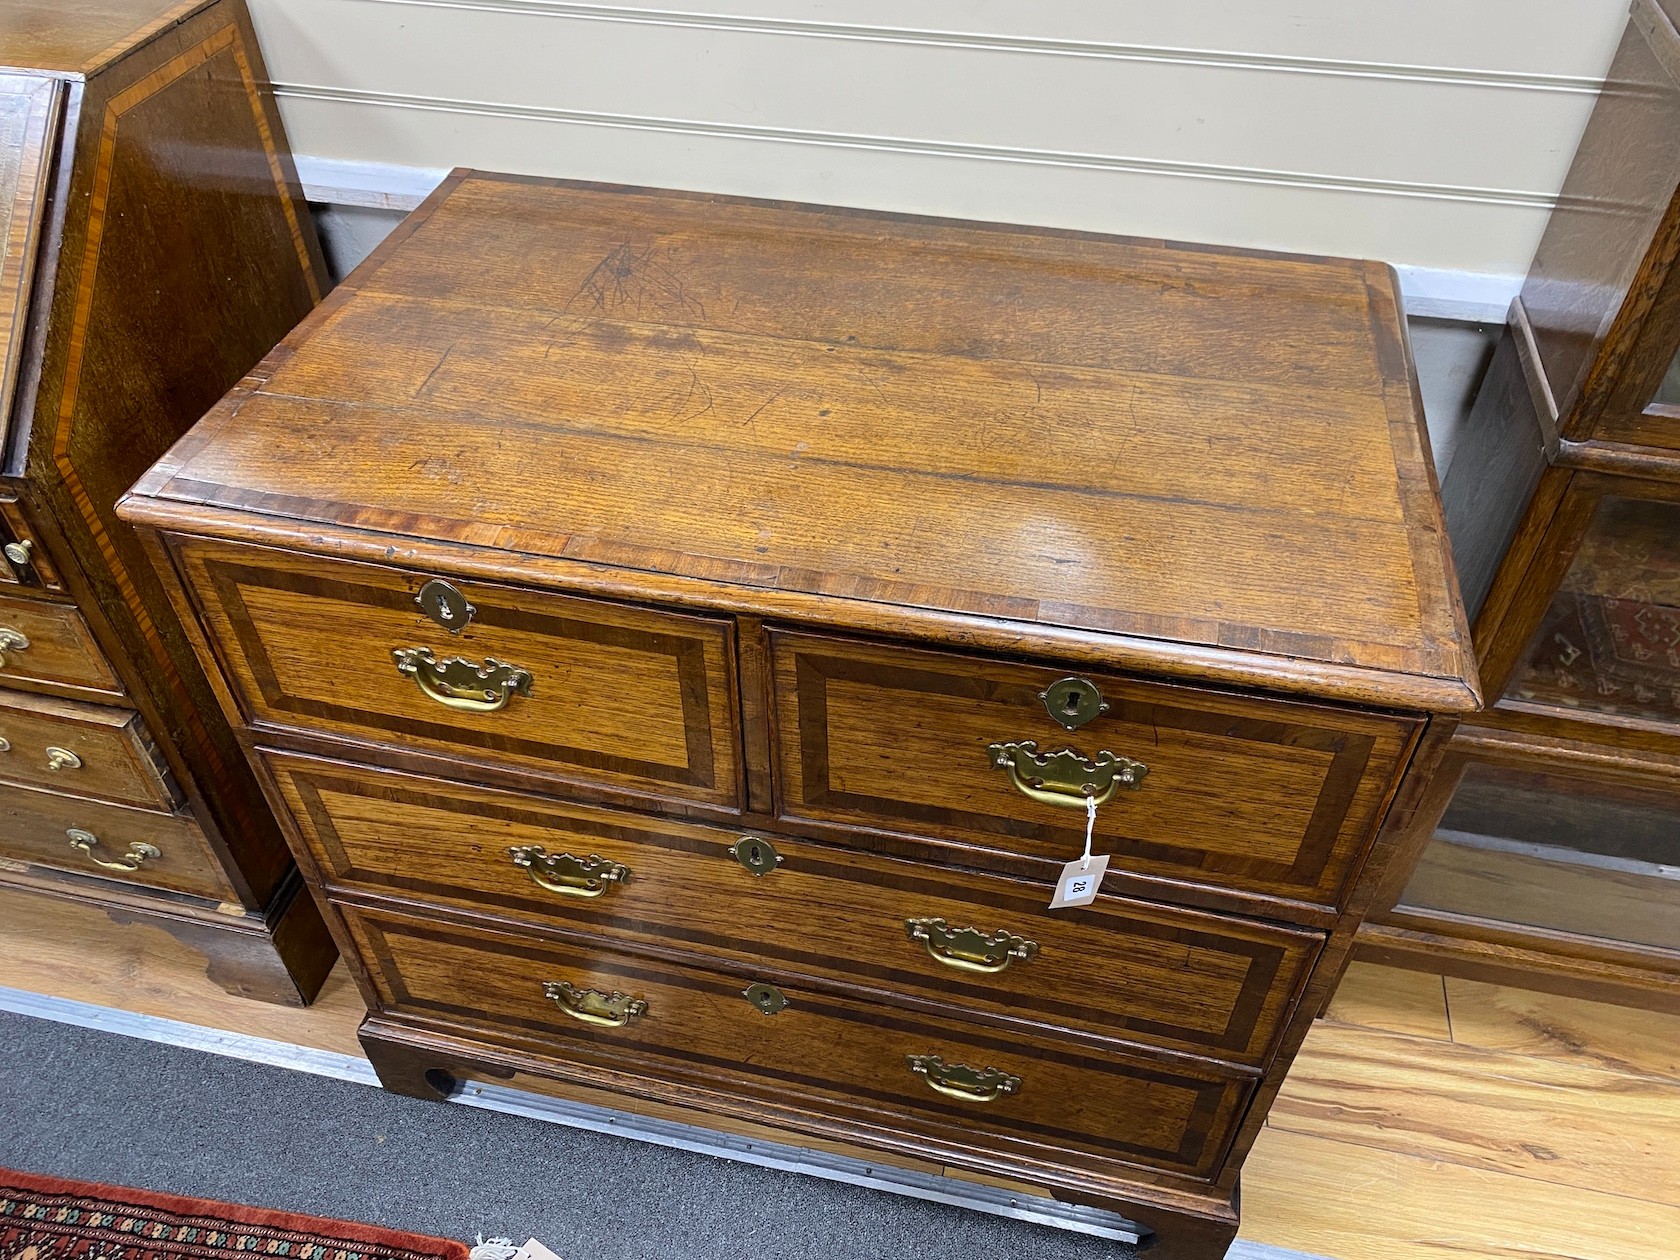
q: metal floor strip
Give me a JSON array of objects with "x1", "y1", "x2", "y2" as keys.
[{"x1": 0, "y1": 984, "x2": 1324, "y2": 1259}]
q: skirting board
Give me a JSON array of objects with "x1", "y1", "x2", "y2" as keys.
[
  {"x1": 0, "y1": 983, "x2": 1322, "y2": 1260},
  {"x1": 291, "y1": 155, "x2": 1521, "y2": 323}
]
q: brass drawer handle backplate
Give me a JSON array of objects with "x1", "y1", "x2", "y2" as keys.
[
  {"x1": 0, "y1": 627, "x2": 29, "y2": 667},
  {"x1": 392, "y1": 646, "x2": 532, "y2": 712},
  {"x1": 508, "y1": 845, "x2": 629, "y2": 898},
  {"x1": 67, "y1": 828, "x2": 159, "y2": 873},
  {"x1": 542, "y1": 980, "x2": 648, "y2": 1028},
  {"x1": 906, "y1": 1054, "x2": 1021, "y2": 1104},
  {"x1": 987, "y1": 741, "x2": 1147, "y2": 809},
  {"x1": 905, "y1": 917, "x2": 1038, "y2": 974},
  {"x1": 45, "y1": 746, "x2": 82, "y2": 772}
]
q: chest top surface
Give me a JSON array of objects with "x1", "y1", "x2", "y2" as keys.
[
  {"x1": 0, "y1": 0, "x2": 211, "y2": 76},
  {"x1": 128, "y1": 171, "x2": 1478, "y2": 712}
]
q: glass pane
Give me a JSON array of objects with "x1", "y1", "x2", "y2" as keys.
[
  {"x1": 1504, "y1": 496, "x2": 1680, "y2": 725},
  {"x1": 1654, "y1": 347, "x2": 1680, "y2": 407},
  {"x1": 1398, "y1": 762, "x2": 1680, "y2": 952}
]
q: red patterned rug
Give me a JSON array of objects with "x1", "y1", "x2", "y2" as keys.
[{"x1": 0, "y1": 1168, "x2": 468, "y2": 1260}]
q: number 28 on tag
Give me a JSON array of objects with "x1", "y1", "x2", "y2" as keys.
[{"x1": 1049, "y1": 797, "x2": 1110, "y2": 909}]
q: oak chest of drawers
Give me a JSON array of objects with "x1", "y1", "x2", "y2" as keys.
[
  {"x1": 0, "y1": 0, "x2": 334, "y2": 1001},
  {"x1": 121, "y1": 172, "x2": 1479, "y2": 1256}
]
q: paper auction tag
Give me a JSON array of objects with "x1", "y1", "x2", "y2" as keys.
[
  {"x1": 512, "y1": 1241, "x2": 565, "y2": 1260},
  {"x1": 1048, "y1": 796, "x2": 1109, "y2": 909},
  {"x1": 1049, "y1": 852, "x2": 1110, "y2": 908}
]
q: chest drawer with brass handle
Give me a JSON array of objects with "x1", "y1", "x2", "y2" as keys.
[
  {"x1": 174, "y1": 538, "x2": 741, "y2": 809},
  {"x1": 342, "y1": 903, "x2": 1252, "y2": 1182},
  {"x1": 0, "y1": 782, "x2": 234, "y2": 900},
  {"x1": 0, "y1": 593, "x2": 124, "y2": 700},
  {"x1": 265, "y1": 750, "x2": 1319, "y2": 1067},
  {"x1": 0, "y1": 687, "x2": 179, "y2": 810},
  {"x1": 771, "y1": 630, "x2": 1420, "y2": 917}
]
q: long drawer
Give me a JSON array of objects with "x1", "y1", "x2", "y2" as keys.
[
  {"x1": 174, "y1": 538, "x2": 741, "y2": 809},
  {"x1": 343, "y1": 903, "x2": 1253, "y2": 1181},
  {"x1": 0, "y1": 592, "x2": 123, "y2": 699},
  {"x1": 0, "y1": 783, "x2": 234, "y2": 901},
  {"x1": 0, "y1": 688, "x2": 179, "y2": 809},
  {"x1": 771, "y1": 630, "x2": 1419, "y2": 911},
  {"x1": 265, "y1": 750, "x2": 1320, "y2": 1066}
]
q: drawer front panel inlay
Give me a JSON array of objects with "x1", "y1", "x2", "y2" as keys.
[
  {"x1": 772, "y1": 631, "x2": 1418, "y2": 911},
  {"x1": 0, "y1": 782, "x2": 232, "y2": 900},
  {"x1": 0, "y1": 687, "x2": 178, "y2": 809},
  {"x1": 345, "y1": 904, "x2": 1252, "y2": 1180},
  {"x1": 177, "y1": 539, "x2": 741, "y2": 808},
  {"x1": 0, "y1": 592, "x2": 124, "y2": 699},
  {"x1": 265, "y1": 751, "x2": 1322, "y2": 1066}
]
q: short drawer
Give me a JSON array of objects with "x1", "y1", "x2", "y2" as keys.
[
  {"x1": 0, "y1": 688, "x2": 179, "y2": 810},
  {"x1": 0, "y1": 592, "x2": 123, "y2": 699},
  {"x1": 344, "y1": 904, "x2": 1252, "y2": 1181},
  {"x1": 266, "y1": 751, "x2": 1320, "y2": 1066},
  {"x1": 0, "y1": 783, "x2": 234, "y2": 901},
  {"x1": 771, "y1": 631, "x2": 1419, "y2": 911},
  {"x1": 175, "y1": 538, "x2": 741, "y2": 809}
]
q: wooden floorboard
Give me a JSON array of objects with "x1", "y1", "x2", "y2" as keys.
[
  {"x1": 1241, "y1": 1127, "x2": 1680, "y2": 1260},
  {"x1": 1267, "y1": 1020, "x2": 1680, "y2": 1205},
  {"x1": 1444, "y1": 976, "x2": 1680, "y2": 1084},
  {"x1": 3, "y1": 883, "x2": 1679, "y2": 1258},
  {"x1": 1322, "y1": 960, "x2": 1452, "y2": 1040}
]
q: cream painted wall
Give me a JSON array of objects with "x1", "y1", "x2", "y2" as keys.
[{"x1": 250, "y1": 0, "x2": 1631, "y2": 284}]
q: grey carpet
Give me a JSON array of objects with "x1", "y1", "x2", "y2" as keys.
[{"x1": 0, "y1": 1010, "x2": 1138, "y2": 1259}]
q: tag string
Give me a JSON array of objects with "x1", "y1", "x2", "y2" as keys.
[{"x1": 1082, "y1": 795, "x2": 1097, "y2": 870}]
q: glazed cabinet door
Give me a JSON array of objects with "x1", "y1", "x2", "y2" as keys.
[{"x1": 1386, "y1": 732, "x2": 1680, "y2": 962}]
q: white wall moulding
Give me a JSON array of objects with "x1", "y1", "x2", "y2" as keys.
[
  {"x1": 252, "y1": 0, "x2": 1630, "y2": 273},
  {"x1": 347, "y1": 0, "x2": 1610, "y2": 94}
]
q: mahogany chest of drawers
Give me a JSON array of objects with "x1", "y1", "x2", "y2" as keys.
[
  {"x1": 121, "y1": 172, "x2": 1479, "y2": 1255},
  {"x1": 0, "y1": 0, "x2": 334, "y2": 1001}
]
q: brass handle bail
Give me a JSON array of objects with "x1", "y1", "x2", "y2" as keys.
[
  {"x1": 508, "y1": 846, "x2": 629, "y2": 898},
  {"x1": 67, "y1": 828, "x2": 160, "y2": 872},
  {"x1": 542, "y1": 980, "x2": 648, "y2": 1028},
  {"x1": 905, "y1": 918, "x2": 1038, "y2": 974},
  {"x1": 987, "y1": 741, "x2": 1147, "y2": 809},
  {"x1": 392, "y1": 646, "x2": 532, "y2": 712},
  {"x1": 906, "y1": 1054, "x2": 1021, "y2": 1103}
]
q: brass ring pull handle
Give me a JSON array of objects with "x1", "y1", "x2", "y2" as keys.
[
  {"x1": 987, "y1": 741, "x2": 1147, "y2": 809},
  {"x1": 392, "y1": 647, "x2": 532, "y2": 712},
  {"x1": 0, "y1": 627, "x2": 29, "y2": 668},
  {"x1": 508, "y1": 846, "x2": 629, "y2": 898},
  {"x1": 67, "y1": 828, "x2": 160, "y2": 873},
  {"x1": 542, "y1": 980, "x2": 647, "y2": 1028},
  {"x1": 905, "y1": 918, "x2": 1038, "y2": 974},
  {"x1": 45, "y1": 747, "x2": 82, "y2": 772},
  {"x1": 906, "y1": 1054, "x2": 1021, "y2": 1104}
]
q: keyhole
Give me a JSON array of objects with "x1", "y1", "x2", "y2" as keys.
[
  {"x1": 1061, "y1": 692, "x2": 1080, "y2": 715},
  {"x1": 749, "y1": 843, "x2": 763, "y2": 864}
]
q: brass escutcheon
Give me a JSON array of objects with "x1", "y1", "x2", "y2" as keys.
[
  {"x1": 0, "y1": 627, "x2": 29, "y2": 668},
  {"x1": 67, "y1": 828, "x2": 159, "y2": 873},
  {"x1": 1038, "y1": 676, "x2": 1108, "y2": 730},
  {"x1": 508, "y1": 845, "x2": 629, "y2": 898},
  {"x1": 742, "y1": 982, "x2": 789, "y2": 1015},
  {"x1": 45, "y1": 747, "x2": 82, "y2": 772},
  {"x1": 987, "y1": 741, "x2": 1147, "y2": 809},
  {"x1": 415, "y1": 579, "x2": 475, "y2": 633},
  {"x1": 542, "y1": 980, "x2": 648, "y2": 1028},
  {"x1": 728, "y1": 835, "x2": 782, "y2": 876},
  {"x1": 905, "y1": 918, "x2": 1038, "y2": 974},
  {"x1": 392, "y1": 646, "x2": 532, "y2": 712},
  {"x1": 906, "y1": 1054, "x2": 1021, "y2": 1104}
]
